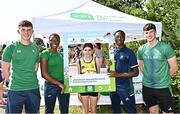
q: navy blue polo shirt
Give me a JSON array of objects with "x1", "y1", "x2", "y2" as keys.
[{"x1": 114, "y1": 47, "x2": 138, "y2": 86}]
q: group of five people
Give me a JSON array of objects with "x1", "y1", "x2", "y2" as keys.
[{"x1": 0, "y1": 20, "x2": 178, "y2": 114}]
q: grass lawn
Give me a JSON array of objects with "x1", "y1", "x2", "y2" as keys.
[
  {"x1": 40, "y1": 104, "x2": 146, "y2": 114},
  {"x1": 0, "y1": 104, "x2": 147, "y2": 113}
]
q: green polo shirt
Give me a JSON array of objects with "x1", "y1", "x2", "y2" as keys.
[
  {"x1": 137, "y1": 42, "x2": 175, "y2": 88},
  {"x1": 2, "y1": 41, "x2": 40, "y2": 91},
  {"x1": 40, "y1": 49, "x2": 64, "y2": 81}
]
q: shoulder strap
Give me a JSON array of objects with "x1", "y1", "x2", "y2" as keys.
[
  {"x1": 78, "y1": 58, "x2": 82, "y2": 74},
  {"x1": 94, "y1": 57, "x2": 98, "y2": 73}
]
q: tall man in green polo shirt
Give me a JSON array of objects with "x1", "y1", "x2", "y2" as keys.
[
  {"x1": 2, "y1": 20, "x2": 40, "y2": 113},
  {"x1": 137, "y1": 23, "x2": 178, "y2": 113}
]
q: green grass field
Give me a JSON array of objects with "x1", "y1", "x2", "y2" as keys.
[
  {"x1": 40, "y1": 105, "x2": 146, "y2": 114},
  {"x1": 0, "y1": 104, "x2": 147, "y2": 113}
]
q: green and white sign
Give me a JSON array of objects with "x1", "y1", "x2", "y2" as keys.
[
  {"x1": 70, "y1": 12, "x2": 124, "y2": 21},
  {"x1": 63, "y1": 32, "x2": 116, "y2": 93},
  {"x1": 70, "y1": 13, "x2": 94, "y2": 20}
]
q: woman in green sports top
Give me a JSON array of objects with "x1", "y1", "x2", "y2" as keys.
[{"x1": 40, "y1": 33, "x2": 70, "y2": 113}]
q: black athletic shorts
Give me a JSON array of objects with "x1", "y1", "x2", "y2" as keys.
[
  {"x1": 80, "y1": 92, "x2": 98, "y2": 97},
  {"x1": 142, "y1": 85, "x2": 178, "y2": 113}
]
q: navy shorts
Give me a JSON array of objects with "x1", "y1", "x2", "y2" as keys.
[
  {"x1": 80, "y1": 92, "x2": 98, "y2": 97},
  {"x1": 44, "y1": 81, "x2": 70, "y2": 113},
  {"x1": 110, "y1": 85, "x2": 137, "y2": 113},
  {"x1": 143, "y1": 85, "x2": 178, "y2": 113},
  {"x1": 7, "y1": 88, "x2": 41, "y2": 113}
]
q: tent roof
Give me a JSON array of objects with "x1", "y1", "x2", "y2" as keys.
[{"x1": 33, "y1": 0, "x2": 162, "y2": 41}]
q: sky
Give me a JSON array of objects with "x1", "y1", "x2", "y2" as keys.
[{"x1": 0, "y1": 0, "x2": 89, "y2": 44}]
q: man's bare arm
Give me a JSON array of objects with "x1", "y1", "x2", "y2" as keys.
[
  {"x1": 35, "y1": 62, "x2": 39, "y2": 72},
  {"x1": 2, "y1": 61, "x2": 11, "y2": 80},
  {"x1": 168, "y1": 56, "x2": 178, "y2": 77},
  {"x1": 138, "y1": 60, "x2": 144, "y2": 72}
]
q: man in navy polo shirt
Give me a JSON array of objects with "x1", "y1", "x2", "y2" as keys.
[{"x1": 109, "y1": 30, "x2": 139, "y2": 113}]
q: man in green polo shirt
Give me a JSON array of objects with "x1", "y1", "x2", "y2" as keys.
[
  {"x1": 137, "y1": 23, "x2": 178, "y2": 113},
  {"x1": 2, "y1": 20, "x2": 40, "y2": 113}
]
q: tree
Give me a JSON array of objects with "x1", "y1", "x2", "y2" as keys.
[
  {"x1": 145, "y1": 0, "x2": 180, "y2": 49},
  {"x1": 96, "y1": 0, "x2": 145, "y2": 14}
]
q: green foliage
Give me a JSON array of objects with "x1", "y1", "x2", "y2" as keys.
[
  {"x1": 96, "y1": 0, "x2": 145, "y2": 14},
  {"x1": 33, "y1": 37, "x2": 46, "y2": 52},
  {"x1": 99, "y1": 43, "x2": 110, "y2": 66},
  {"x1": 125, "y1": 40, "x2": 146, "y2": 53},
  {"x1": 146, "y1": 0, "x2": 180, "y2": 29},
  {"x1": 171, "y1": 60, "x2": 180, "y2": 110},
  {"x1": 145, "y1": 0, "x2": 180, "y2": 49}
]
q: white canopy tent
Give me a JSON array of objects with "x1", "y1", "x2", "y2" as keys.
[{"x1": 32, "y1": 0, "x2": 162, "y2": 42}]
